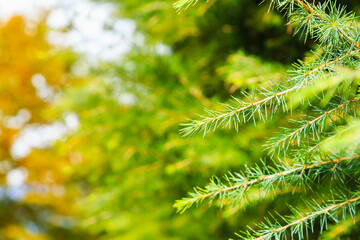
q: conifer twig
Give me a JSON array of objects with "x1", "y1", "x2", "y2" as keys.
[
  {"x1": 268, "y1": 98, "x2": 360, "y2": 154},
  {"x1": 182, "y1": 49, "x2": 360, "y2": 137},
  {"x1": 174, "y1": 155, "x2": 360, "y2": 213},
  {"x1": 246, "y1": 195, "x2": 360, "y2": 240},
  {"x1": 175, "y1": 0, "x2": 360, "y2": 238}
]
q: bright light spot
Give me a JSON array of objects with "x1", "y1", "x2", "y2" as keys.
[
  {"x1": 6, "y1": 167, "x2": 28, "y2": 199},
  {"x1": 31, "y1": 74, "x2": 59, "y2": 102},
  {"x1": 155, "y1": 43, "x2": 172, "y2": 56},
  {"x1": 118, "y1": 93, "x2": 136, "y2": 106},
  {"x1": 59, "y1": 3, "x2": 137, "y2": 61},
  {"x1": 46, "y1": 7, "x2": 70, "y2": 29},
  {"x1": 18, "y1": 109, "x2": 31, "y2": 122},
  {"x1": 31, "y1": 73, "x2": 46, "y2": 87},
  {"x1": 11, "y1": 123, "x2": 68, "y2": 159},
  {"x1": 6, "y1": 168, "x2": 28, "y2": 187},
  {"x1": 46, "y1": 0, "x2": 138, "y2": 61},
  {"x1": 64, "y1": 113, "x2": 79, "y2": 130},
  {"x1": 3, "y1": 109, "x2": 31, "y2": 129},
  {"x1": 0, "y1": 0, "x2": 138, "y2": 61},
  {"x1": 0, "y1": 0, "x2": 58, "y2": 22}
]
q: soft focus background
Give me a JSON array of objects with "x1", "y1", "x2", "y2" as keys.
[{"x1": 0, "y1": 0, "x2": 359, "y2": 239}]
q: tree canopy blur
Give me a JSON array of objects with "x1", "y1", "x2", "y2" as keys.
[
  {"x1": 0, "y1": 16, "x2": 90, "y2": 239},
  {"x1": 1, "y1": 0, "x2": 360, "y2": 239}
]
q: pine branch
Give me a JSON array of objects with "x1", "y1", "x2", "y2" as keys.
[
  {"x1": 240, "y1": 194, "x2": 360, "y2": 240},
  {"x1": 303, "y1": 127, "x2": 350, "y2": 156},
  {"x1": 293, "y1": 0, "x2": 314, "y2": 14},
  {"x1": 182, "y1": 48, "x2": 360, "y2": 137},
  {"x1": 273, "y1": 0, "x2": 359, "y2": 47},
  {"x1": 173, "y1": 0, "x2": 200, "y2": 13},
  {"x1": 174, "y1": 155, "x2": 360, "y2": 213},
  {"x1": 175, "y1": 0, "x2": 360, "y2": 238},
  {"x1": 321, "y1": 118, "x2": 360, "y2": 154},
  {"x1": 303, "y1": 49, "x2": 360, "y2": 77},
  {"x1": 319, "y1": 213, "x2": 360, "y2": 239},
  {"x1": 174, "y1": 0, "x2": 360, "y2": 48},
  {"x1": 268, "y1": 98, "x2": 360, "y2": 155},
  {"x1": 180, "y1": 83, "x2": 292, "y2": 137}
]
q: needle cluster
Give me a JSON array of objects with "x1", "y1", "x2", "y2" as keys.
[{"x1": 174, "y1": 0, "x2": 360, "y2": 239}]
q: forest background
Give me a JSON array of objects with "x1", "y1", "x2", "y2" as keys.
[{"x1": 1, "y1": 0, "x2": 360, "y2": 239}]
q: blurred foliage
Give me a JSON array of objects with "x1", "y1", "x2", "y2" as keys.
[
  {"x1": 61, "y1": 0, "x2": 360, "y2": 239},
  {"x1": 61, "y1": 0, "x2": 311, "y2": 239},
  {"x1": 0, "y1": 17, "x2": 89, "y2": 239},
  {"x1": 0, "y1": 0, "x2": 359, "y2": 239}
]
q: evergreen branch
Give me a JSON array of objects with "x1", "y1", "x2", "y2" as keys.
[
  {"x1": 321, "y1": 118, "x2": 360, "y2": 154},
  {"x1": 304, "y1": 128, "x2": 349, "y2": 156},
  {"x1": 175, "y1": 0, "x2": 360, "y2": 48},
  {"x1": 240, "y1": 194, "x2": 360, "y2": 240},
  {"x1": 274, "y1": 0, "x2": 359, "y2": 47},
  {"x1": 174, "y1": 155, "x2": 360, "y2": 213},
  {"x1": 292, "y1": 0, "x2": 314, "y2": 14},
  {"x1": 174, "y1": 0, "x2": 200, "y2": 13},
  {"x1": 182, "y1": 48, "x2": 360, "y2": 137},
  {"x1": 319, "y1": 213, "x2": 360, "y2": 239},
  {"x1": 268, "y1": 98, "x2": 360, "y2": 155},
  {"x1": 269, "y1": 0, "x2": 312, "y2": 13},
  {"x1": 304, "y1": 117, "x2": 360, "y2": 156},
  {"x1": 304, "y1": 49, "x2": 360, "y2": 77},
  {"x1": 314, "y1": 3, "x2": 358, "y2": 47},
  {"x1": 176, "y1": 0, "x2": 360, "y2": 238},
  {"x1": 181, "y1": 84, "x2": 293, "y2": 137}
]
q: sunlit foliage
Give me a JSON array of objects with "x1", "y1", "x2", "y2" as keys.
[
  {"x1": 175, "y1": 0, "x2": 360, "y2": 239},
  {"x1": 0, "y1": 16, "x2": 87, "y2": 239},
  {"x1": 2, "y1": 0, "x2": 360, "y2": 239}
]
